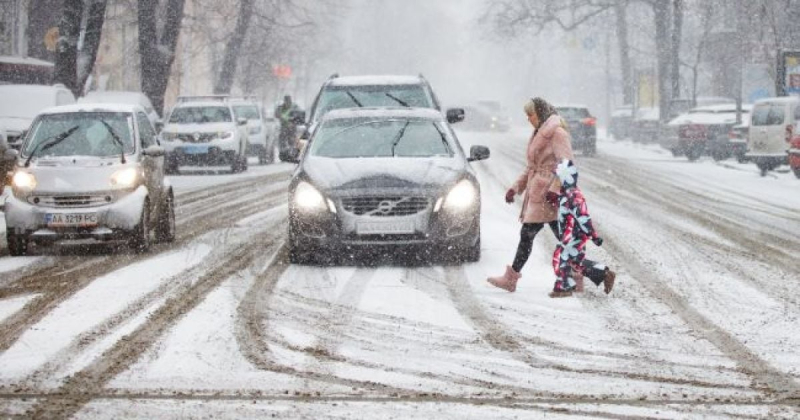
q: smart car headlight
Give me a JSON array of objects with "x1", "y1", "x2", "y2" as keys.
[
  {"x1": 110, "y1": 167, "x2": 141, "y2": 189},
  {"x1": 12, "y1": 171, "x2": 36, "y2": 191},
  {"x1": 444, "y1": 180, "x2": 477, "y2": 211},
  {"x1": 294, "y1": 181, "x2": 326, "y2": 211}
]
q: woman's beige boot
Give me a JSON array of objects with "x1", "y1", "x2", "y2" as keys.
[{"x1": 487, "y1": 266, "x2": 521, "y2": 292}]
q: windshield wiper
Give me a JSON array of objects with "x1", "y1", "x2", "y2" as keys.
[
  {"x1": 385, "y1": 93, "x2": 410, "y2": 108},
  {"x1": 100, "y1": 120, "x2": 127, "y2": 164},
  {"x1": 24, "y1": 126, "x2": 79, "y2": 167},
  {"x1": 432, "y1": 123, "x2": 452, "y2": 154},
  {"x1": 390, "y1": 121, "x2": 411, "y2": 157},
  {"x1": 345, "y1": 90, "x2": 363, "y2": 107}
]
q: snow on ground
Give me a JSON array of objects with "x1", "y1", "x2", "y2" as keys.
[
  {"x1": 0, "y1": 294, "x2": 38, "y2": 324},
  {"x1": 2, "y1": 128, "x2": 800, "y2": 418},
  {"x1": 168, "y1": 159, "x2": 292, "y2": 194}
]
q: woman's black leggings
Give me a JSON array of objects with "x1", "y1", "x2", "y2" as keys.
[
  {"x1": 512, "y1": 221, "x2": 558, "y2": 273},
  {"x1": 511, "y1": 221, "x2": 607, "y2": 286}
]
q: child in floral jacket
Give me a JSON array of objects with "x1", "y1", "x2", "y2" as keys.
[{"x1": 549, "y1": 159, "x2": 616, "y2": 298}]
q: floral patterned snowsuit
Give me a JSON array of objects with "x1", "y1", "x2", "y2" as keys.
[{"x1": 551, "y1": 160, "x2": 601, "y2": 292}]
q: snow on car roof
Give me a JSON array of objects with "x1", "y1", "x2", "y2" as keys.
[
  {"x1": 80, "y1": 91, "x2": 147, "y2": 103},
  {"x1": 753, "y1": 96, "x2": 800, "y2": 105},
  {"x1": 38, "y1": 103, "x2": 143, "y2": 115},
  {"x1": 0, "y1": 55, "x2": 54, "y2": 67},
  {"x1": 690, "y1": 104, "x2": 752, "y2": 113},
  {"x1": 323, "y1": 107, "x2": 443, "y2": 121},
  {"x1": 172, "y1": 101, "x2": 233, "y2": 109},
  {"x1": 328, "y1": 75, "x2": 423, "y2": 86}
]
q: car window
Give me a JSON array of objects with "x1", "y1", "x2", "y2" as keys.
[
  {"x1": 751, "y1": 104, "x2": 785, "y2": 126},
  {"x1": 233, "y1": 105, "x2": 261, "y2": 121},
  {"x1": 310, "y1": 118, "x2": 453, "y2": 158},
  {"x1": 315, "y1": 85, "x2": 433, "y2": 120},
  {"x1": 168, "y1": 106, "x2": 232, "y2": 123},
  {"x1": 24, "y1": 112, "x2": 134, "y2": 158},
  {"x1": 137, "y1": 112, "x2": 156, "y2": 148},
  {"x1": 557, "y1": 107, "x2": 590, "y2": 119}
]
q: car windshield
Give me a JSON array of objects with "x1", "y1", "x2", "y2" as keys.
[
  {"x1": 169, "y1": 106, "x2": 232, "y2": 123},
  {"x1": 233, "y1": 105, "x2": 260, "y2": 121},
  {"x1": 557, "y1": 107, "x2": 590, "y2": 119},
  {"x1": 751, "y1": 104, "x2": 785, "y2": 126},
  {"x1": 23, "y1": 112, "x2": 134, "y2": 157},
  {"x1": 315, "y1": 85, "x2": 433, "y2": 118},
  {"x1": 309, "y1": 118, "x2": 453, "y2": 158}
]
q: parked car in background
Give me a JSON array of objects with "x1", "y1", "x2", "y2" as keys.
[
  {"x1": 159, "y1": 96, "x2": 249, "y2": 174},
  {"x1": 0, "y1": 84, "x2": 76, "y2": 150},
  {"x1": 286, "y1": 107, "x2": 488, "y2": 264},
  {"x1": 460, "y1": 103, "x2": 511, "y2": 132},
  {"x1": 746, "y1": 96, "x2": 800, "y2": 176},
  {"x1": 79, "y1": 91, "x2": 160, "y2": 128},
  {"x1": 555, "y1": 104, "x2": 597, "y2": 155},
  {"x1": 230, "y1": 97, "x2": 274, "y2": 164},
  {"x1": 728, "y1": 118, "x2": 750, "y2": 164},
  {"x1": 609, "y1": 105, "x2": 633, "y2": 139},
  {"x1": 4, "y1": 103, "x2": 175, "y2": 256},
  {"x1": 475, "y1": 100, "x2": 512, "y2": 131},
  {"x1": 668, "y1": 104, "x2": 751, "y2": 161},
  {"x1": 631, "y1": 107, "x2": 660, "y2": 143}
]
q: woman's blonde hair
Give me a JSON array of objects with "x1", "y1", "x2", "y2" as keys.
[{"x1": 523, "y1": 97, "x2": 558, "y2": 122}]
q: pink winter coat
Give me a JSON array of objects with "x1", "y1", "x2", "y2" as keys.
[{"x1": 511, "y1": 114, "x2": 574, "y2": 223}]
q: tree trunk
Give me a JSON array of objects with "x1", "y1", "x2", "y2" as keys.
[
  {"x1": 213, "y1": 0, "x2": 256, "y2": 94},
  {"x1": 614, "y1": 0, "x2": 633, "y2": 105},
  {"x1": 653, "y1": 0, "x2": 671, "y2": 122},
  {"x1": 54, "y1": 0, "x2": 83, "y2": 96},
  {"x1": 670, "y1": 0, "x2": 683, "y2": 100},
  {"x1": 139, "y1": 0, "x2": 185, "y2": 116},
  {"x1": 77, "y1": 0, "x2": 108, "y2": 93}
]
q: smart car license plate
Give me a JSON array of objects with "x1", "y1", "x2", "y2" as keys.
[
  {"x1": 45, "y1": 213, "x2": 98, "y2": 227},
  {"x1": 356, "y1": 221, "x2": 414, "y2": 235},
  {"x1": 184, "y1": 145, "x2": 209, "y2": 154}
]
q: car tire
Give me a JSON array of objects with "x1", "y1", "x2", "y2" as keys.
[
  {"x1": 670, "y1": 148, "x2": 682, "y2": 157},
  {"x1": 258, "y1": 146, "x2": 267, "y2": 165},
  {"x1": 155, "y1": 194, "x2": 176, "y2": 243},
  {"x1": 128, "y1": 201, "x2": 151, "y2": 253},
  {"x1": 793, "y1": 168, "x2": 800, "y2": 179},
  {"x1": 686, "y1": 144, "x2": 703, "y2": 162},
  {"x1": 6, "y1": 231, "x2": 29, "y2": 257},
  {"x1": 757, "y1": 162, "x2": 771, "y2": 177}
]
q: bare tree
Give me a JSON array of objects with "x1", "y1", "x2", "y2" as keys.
[
  {"x1": 213, "y1": 0, "x2": 255, "y2": 94},
  {"x1": 138, "y1": 0, "x2": 185, "y2": 115},
  {"x1": 54, "y1": 0, "x2": 107, "y2": 96}
]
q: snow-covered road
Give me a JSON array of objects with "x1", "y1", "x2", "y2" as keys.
[{"x1": 0, "y1": 131, "x2": 798, "y2": 419}]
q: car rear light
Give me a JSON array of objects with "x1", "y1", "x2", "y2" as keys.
[
  {"x1": 581, "y1": 117, "x2": 596, "y2": 127},
  {"x1": 786, "y1": 124, "x2": 794, "y2": 143},
  {"x1": 728, "y1": 130, "x2": 737, "y2": 139}
]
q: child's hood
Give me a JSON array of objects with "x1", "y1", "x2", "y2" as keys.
[{"x1": 555, "y1": 159, "x2": 578, "y2": 189}]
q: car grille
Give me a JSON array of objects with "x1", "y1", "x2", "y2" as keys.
[
  {"x1": 29, "y1": 195, "x2": 111, "y2": 208},
  {"x1": 177, "y1": 133, "x2": 216, "y2": 143},
  {"x1": 341, "y1": 196, "x2": 429, "y2": 217},
  {"x1": 7, "y1": 134, "x2": 22, "y2": 149}
]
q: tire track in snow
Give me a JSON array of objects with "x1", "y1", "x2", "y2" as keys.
[
  {"x1": 21, "y1": 230, "x2": 279, "y2": 420},
  {"x1": 0, "y1": 180, "x2": 288, "y2": 354}
]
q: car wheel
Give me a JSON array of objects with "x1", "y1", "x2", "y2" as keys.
[
  {"x1": 711, "y1": 149, "x2": 728, "y2": 162},
  {"x1": 670, "y1": 148, "x2": 682, "y2": 157},
  {"x1": 6, "y1": 231, "x2": 29, "y2": 257},
  {"x1": 155, "y1": 194, "x2": 176, "y2": 243},
  {"x1": 757, "y1": 162, "x2": 770, "y2": 177},
  {"x1": 686, "y1": 144, "x2": 703, "y2": 162},
  {"x1": 128, "y1": 201, "x2": 151, "y2": 253},
  {"x1": 793, "y1": 168, "x2": 800, "y2": 179},
  {"x1": 258, "y1": 146, "x2": 267, "y2": 164}
]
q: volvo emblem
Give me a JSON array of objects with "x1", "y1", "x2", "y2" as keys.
[{"x1": 375, "y1": 200, "x2": 395, "y2": 215}]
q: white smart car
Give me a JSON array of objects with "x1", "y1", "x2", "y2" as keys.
[{"x1": 4, "y1": 103, "x2": 175, "y2": 256}]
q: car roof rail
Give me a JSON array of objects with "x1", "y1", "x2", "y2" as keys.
[{"x1": 176, "y1": 95, "x2": 230, "y2": 103}]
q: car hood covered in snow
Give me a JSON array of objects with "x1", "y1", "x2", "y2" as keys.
[
  {"x1": 24, "y1": 157, "x2": 134, "y2": 194},
  {"x1": 301, "y1": 156, "x2": 467, "y2": 192},
  {"x1": 162, "y1": 122, "x2": 236, "y2": 134}
]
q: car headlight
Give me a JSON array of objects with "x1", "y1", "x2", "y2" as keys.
[
  {"x1": 110, "y1": 167, "x2": 141, "y2": 189},
  {"x1": 294, "y1": 181, "x2": 326, "y2": 211},
  {"x1": 444, "y1": 180, "x2": 477, "y2": 211},
  {"x1": 161, "y1": 132, "x2": 178, "y2": 141},
  {"x1": 248, "y1": 126, "x2": 261, "y2": 135},
  {"x1": 12, "y1": 171, "x2": 36, "y2": 191},
  {"x1": 218, "y1": 131, "x2": 235, "y2": 140}
]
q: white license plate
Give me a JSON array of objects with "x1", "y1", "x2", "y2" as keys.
[
  {"x1": 356, "y1": 221, "x2": 415, "y2": 235},
  {"x1": 45, "y1": 213, "x2": 98, "y2": 227},
  {"x1": 184, "y1": 145, "x2": 209, "y2": 154}
]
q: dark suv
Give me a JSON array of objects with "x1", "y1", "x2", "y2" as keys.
[
  {"x1": 304, "y1": 74, "x2": 465, "y2": 136},
  {"x1": 556, "y1": 105, "x2": 597, "y2": 155}
]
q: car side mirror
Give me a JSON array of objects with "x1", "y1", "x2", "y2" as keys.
[
  {"x1": 446, "y1": 108, "x2": 465, "y2": 124},
  {"x1": 467, "y1": 145, "x2": 490, "y2": 162},
  {"x1": 237, "y1": 118, "x2": 248, "y2": 126},
  {"x1": 4, "y1": 148, "x2": 18, "y2": 161},
  {"x1": 143, "y1": 145, "x2": 165, "y2": 157}
]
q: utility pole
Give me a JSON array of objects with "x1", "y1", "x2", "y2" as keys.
[{"x1": 735, "y1": 0, "x2": 743, "y2": 124}]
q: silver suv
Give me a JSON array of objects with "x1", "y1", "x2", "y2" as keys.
[{"x1": 4, "y1": 103, "x2": 175, "y2": 256}]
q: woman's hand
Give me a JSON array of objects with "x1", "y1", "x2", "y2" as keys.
[{"x1": 505, "y1": 188, "x2": 515, "y2": 203}]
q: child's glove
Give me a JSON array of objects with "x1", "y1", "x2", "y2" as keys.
[
  {"x1": 545, "y1": 191, "x2": 559, "y2": 207},
  {"x1": 592, "y1": 237, "x2": 604, "y2": 246},
  {"x1": 505, "y1": 188, "x2": 515, "y2": 203}
]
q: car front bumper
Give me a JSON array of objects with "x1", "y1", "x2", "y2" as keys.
[{"x1": 4, "y1": 186, "x2": 148, "y2": 241}]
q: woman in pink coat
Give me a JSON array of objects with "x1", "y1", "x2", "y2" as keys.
[{"x1": 487, "y1": 97, "x2": 574, "y2": 293}]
